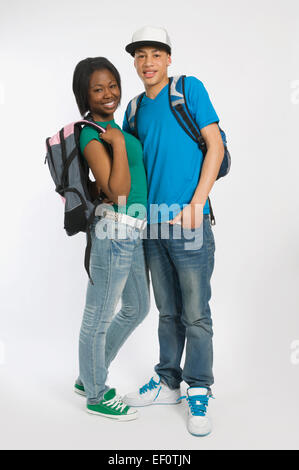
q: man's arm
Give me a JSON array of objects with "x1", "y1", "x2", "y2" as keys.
[
  {"x1": 190, "y1": 123, "x2": 224, "y2": 205},
  {"x1": 170, "y1": 77, "x2": 224, "y2": 229},
  {"x1": 170, "y1": 123, "x2": 224, "y2": 229}
]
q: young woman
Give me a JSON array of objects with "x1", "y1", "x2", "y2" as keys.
[{"x1": 72, "y1": 57, "x2": 149, "y2": 421}]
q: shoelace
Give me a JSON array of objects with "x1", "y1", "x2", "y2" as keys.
[
  {"x1": 139, "y1": 377, "x2": 159, "y2": 395},
  {"x1": 178, "y1": 394, "x2": 214, "y2": 416},
  {"x1": 103, "y1": 395, "x2": 127, "y2": 412}
]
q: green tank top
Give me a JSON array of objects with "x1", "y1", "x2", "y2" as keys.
[{"x1": 80, "y1": 119, "x2": 147, "y2": 219}]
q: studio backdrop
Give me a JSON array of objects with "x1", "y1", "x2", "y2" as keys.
[{"x1": 0, "y1": 0, "x2": 298, "y2": 450}]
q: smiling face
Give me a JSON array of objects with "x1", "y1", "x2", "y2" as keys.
[
  {"x1": 134, "y1": 47, "x2": 171, "y2": 94},
  {"x1": 88, "y1": 68, "x2": 121, "y2": 121}
]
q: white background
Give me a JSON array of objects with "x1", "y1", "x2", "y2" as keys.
[{"x1": 1, "y1": 0, "x2": 299, "y2": 450}]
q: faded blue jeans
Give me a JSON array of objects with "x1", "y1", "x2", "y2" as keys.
[
  {"x1": 144, "y1": 214, "x2": 215, "y2": 390},
  {"x1": 78, "y1": 216, "x2": 150, "y2": 405}
]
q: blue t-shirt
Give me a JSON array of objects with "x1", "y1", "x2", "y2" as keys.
[{"x1": 123, "y1": 76, "x2": 219, "y2": 224}]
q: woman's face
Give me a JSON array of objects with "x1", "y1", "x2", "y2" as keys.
[{"x1": 88, "y1": 68, "x2": 120, "y2": 121}]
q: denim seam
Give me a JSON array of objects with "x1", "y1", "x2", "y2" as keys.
[
  {"x1": 182, "y1": 227, "x2": 214, "y2": 388},
  {"x1": 104, "y1": 240, "x2": 146, "y2": 369},
  {"x1": 130, "y1": 248, "x2": 143, "y2": 325},
  {"x1": 173, "y1": 261, "x2": 184, "y2": 381},
  {"x1": 155, "y1": 241, "x2": 183, "y2": 389},
  {"x1": 91, "y1": 241, "x2": 112, "y2": 403}
]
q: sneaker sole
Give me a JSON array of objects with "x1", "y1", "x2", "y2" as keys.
[
  {"x1": 74, "y1": 387, "x2": 86, "y2": 397},
  {"x1": 86, "y1": 409, "x2": 138, "y2": 421},
  {"x1": 189, "y1": 431, "x2": 211, "y2": 437}
]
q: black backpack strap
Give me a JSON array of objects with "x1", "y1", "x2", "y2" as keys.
[
  {"x1": 60, "y1": 147, "x2": 77, "y2": 188},
  {"x1": 84, "y1": 224, "x2": 94, "y2": 285},
  {"x1": 59, "y1": 128, "x2": 69, "y2": 187},
  {"x1": 208, "y1": 197, "x2": 215, "y2": 226},
  {"x1": 59, "y1": 128, "x2": 67, "y2": 164},
  {"x1": 169, "y1": 75, "x2": 206, "y2": 151},
  {"x1": 134, "y1": 93, "x2": 145, "y2": 138},
  {"x1": 126, "y1": 93, "x2": 145, "y2": 138},
  {"x1": 84, "y1": 201, "x2": 103, "y2": 286}
]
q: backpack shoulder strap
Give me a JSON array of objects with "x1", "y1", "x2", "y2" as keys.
[
  {"x1": 169, "y1": 75, "x2": 216, "y2": 225},
  {"x1": 77, "y1": 117, "x2": 113, "y2": 158},
  {"x1": 77, "y1": 117, "x2": 106, "y2": 133},
  {"x1": 126, "y1": 92, "x2": 145, "y2": 138},
  {"x1": 168, "y1": 75, "x2": 205, "y2": 150}
]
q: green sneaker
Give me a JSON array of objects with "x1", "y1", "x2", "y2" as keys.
[
  {"x1": 74, "y1": 382, "x2": 86, "y2": 397},
  {"x1": 87, "y1": 388, "x2": 138, "y2": 421}
]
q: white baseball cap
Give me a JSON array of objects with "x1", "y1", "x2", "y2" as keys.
[{"x1": 125, "y1": 26, "x2": 172, "y2": 56}]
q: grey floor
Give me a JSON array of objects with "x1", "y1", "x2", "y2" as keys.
[{"x1": 1, "y1": 336, "x2": 298, "y2": 450}]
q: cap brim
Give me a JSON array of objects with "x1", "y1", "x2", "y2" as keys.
[{"x1": 125, "y1": 41, "x2": 171, "y2": 56}]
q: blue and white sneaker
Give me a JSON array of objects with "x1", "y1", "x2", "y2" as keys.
[
  {"x1": 123, "y1": 373, "x2": 181, "y2": 407},
  {"x1": 180, "y1": 387, "x2": 214, "y2": 437}
]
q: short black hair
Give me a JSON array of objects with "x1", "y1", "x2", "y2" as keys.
[{"x1": 72, "y1": 57, "x2": 121, "y2": 116}]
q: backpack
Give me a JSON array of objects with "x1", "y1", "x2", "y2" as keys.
[
  {"x1": 126, "y1": 75, "x2": 231, "y2": 225},
  {"x1": 44, "y1": 117, "x2": 109, "y2": 284}
]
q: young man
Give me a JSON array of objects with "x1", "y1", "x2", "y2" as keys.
[{"x1": 122, "y1": 26, "x2": 224, "y2": 437}]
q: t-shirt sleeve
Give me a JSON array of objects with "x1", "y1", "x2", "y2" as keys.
[
  {"x1": 122, "y1": 103, "x2": 133, "y2": 134},
  {"x1": 79, "y1": 126, "x2": 102, "y2": 155},
  {"x1": 185, "y1": 76, "x2": 219, "y2": 130}
]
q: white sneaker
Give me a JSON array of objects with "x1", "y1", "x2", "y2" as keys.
[
  {"x1": 123, "y1": 373, "x2": 181, "y2": 407},
  {"x1": 183, "y1": 387, "x2": 213, "y2": 437}
]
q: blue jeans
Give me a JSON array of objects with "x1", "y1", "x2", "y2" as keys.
[
  {"x1": 144, "y1": 214, "x2": 215, "y2": 390},
  {"x1": 78, "y1": 216, "x2": 150, "y2": 405}
]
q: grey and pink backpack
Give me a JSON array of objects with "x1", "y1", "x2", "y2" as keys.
[{"x1": 45, "y1": 118, "x2": 108, "y2": 284}]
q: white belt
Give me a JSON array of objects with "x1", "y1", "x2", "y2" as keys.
[{"x1": 95, "y1": 206, "x2": 147, "y2": 231}]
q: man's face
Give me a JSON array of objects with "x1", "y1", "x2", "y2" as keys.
[{"x1": 134, "y1": 47, "x2": 171, "y2": 87}]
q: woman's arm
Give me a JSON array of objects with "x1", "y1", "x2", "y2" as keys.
[{"x1": 83, "y1": 125, "x2": 131, "y2": 205}]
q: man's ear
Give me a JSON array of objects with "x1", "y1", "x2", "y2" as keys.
[{"x1": 167, "y1": 55, "x2": 172, "y2": 67}]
